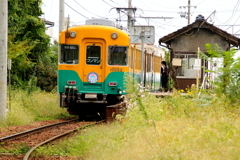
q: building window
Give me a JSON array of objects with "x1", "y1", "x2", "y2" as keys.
[
  {"x1": 108, "y1": 46, "x2": 128, "y2": 66},
  {"x1": 174, "y1": 54, "x2": 201, "y2": 78},
  {"x1": 60, "y1": 45, "x2": 79, "y2": 64}
]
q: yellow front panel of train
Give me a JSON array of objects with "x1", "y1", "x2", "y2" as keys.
[{"x1": 82, "y1": 39, "x2": 106, "y2": 83}]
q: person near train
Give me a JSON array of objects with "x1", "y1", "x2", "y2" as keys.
[{"x1": 161, "y1": 61, "x2": 168, "y2": 92}]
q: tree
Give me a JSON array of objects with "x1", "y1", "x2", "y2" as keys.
[
  {"x1": 36, "y1": 40, "x2": 58, "y2": 92},
  {"x1": 8, "y1": 0, "x2": 53, "y2": 90}
]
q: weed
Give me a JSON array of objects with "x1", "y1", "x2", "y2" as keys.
[
  {"x1": 25, "y1": 76, "x2": 240, "y2": 159},
  {"x1": 0, "y1": 89, "x2": 69, "y2": 127},
  {"x1": 0, "y1": 143, "x2": 31, "y2": 155}
]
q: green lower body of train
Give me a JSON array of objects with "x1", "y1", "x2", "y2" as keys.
[
  {"x1": 58, "y1": 70, "x2": 127, "y2": 108},
  {"x1": 58, "y1": 70, "x2": 160, "y2": 116}
]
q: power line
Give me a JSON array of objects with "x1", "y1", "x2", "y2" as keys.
[
  {"x1": 48, "y1": 0, "x2": 55, "y2": 19},
  {"x1": 198, "y1": 0, "x2": 206, "y2": 6},
  {"x1": 64, "y1": 2, "x2": 89, "y2": 19},
  {"x1": 135, "y1": 12, "x2": 181, "y2": 32},
  {"x1": 143, "y1": 9, "x2": 240, "y2": 13},
  {"x1": 108, "y1": 0, "x2": 125, "y2": 7},
  {"x1": 123, "y1": 1, "x2": 181, "y2": 34},
  {"x1": 149, "y1": 0, "x2": 176, "y2": 8},
  {"x1": 137, "y1": 0, "x2": 154, "y2": 10},
  {"x1": 142, "y1": 10, "x2": 178, "y2": 13},
  {"x1": 74, "y1": 0, "x2": 105, "y2": 18},
  {"x1": 103, "y1": 12, "x2": 119, "y2": 18},
  {"x1": 232, "y1": 14, "x2": 240, "y2": 27},
  {"x1": 215, "y1": 12, "x2": 225, "y2": 24},
  {"x1": 137, "y1": 16, "x2": 173, "y2": 25},
  {"x1": 135, "y1": 11, "x2": 175, "y2": 26},
  {"x1": 130, "y1": 2, "x2": 175, "y2": 27},
  {"x1": 222, "y1": 0, "x2": 240, "y2": 24},
  {"x1": 102, "y1": 0, "x2": 115, "y2": 7},
  {"x1": 137, "y1": 0, "x2": 177, "y2": 12},
  {"x1": 190, "y1": 0, "x2": 206, "y2": 17},
  {"x1": 156, "y1": 17, "x2": 181, "y2": 28}
]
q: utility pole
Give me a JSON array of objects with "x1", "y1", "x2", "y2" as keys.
[
  {"x1": 59, "y1": 0, "x2": 65, "y2": 33},
  {"x1": 140, "y1": 31, "x2": 145, "y2": 86},
  {"x1": 187, "y1": 0, "x2": 190, "y2": 24},
  {"x1": 127, "y1": 0, "x2": 132, "y2": 31},
  {"x1": 115, "y1": 7, "x2": 136, "y2": 28},
  {"x1": 179, "y1": 0, "x2": 196, "y2": 24},
  {"x1": 0, "y1": 0, "x2": 7, "y2": 119}
]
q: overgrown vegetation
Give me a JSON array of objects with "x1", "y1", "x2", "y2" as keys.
[
  {"x1": 0, "y1": 143, "x2": 31, "y2": 155},
  {"x1": 0, "y1": 89, "x2": 69, "y2": 127},
  {"x1": 34, "y1": 73, "x2": 239, "y2": 159},
  {"x1": 200, "y1": 44, "x2": 240, "y2": 105},
  {"x1": 8, "y1": 0, "x2": 57, "y2": 91}
]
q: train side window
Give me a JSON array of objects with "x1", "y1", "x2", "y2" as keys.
[
  {"x1": 108, "y1": 46, "x2": 128, "y2": 66},
  {"x1": 86, "y1": 46, "x2": 101, "y2": 65},
  {"x1": 60, "y1": 45, "x2": 79, "y2": 64}
]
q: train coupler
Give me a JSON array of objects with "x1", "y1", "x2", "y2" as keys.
[
  {"x1": 103, "y1": 94, "x2": 107, "y2": 101},
  {"x1": 76, "y1": 93, "x2": 82, "y2": 103}
]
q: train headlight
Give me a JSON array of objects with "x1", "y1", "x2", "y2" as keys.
[
  {"x1": 69, "y1": 31, "x2": 77, "y2": 38},
  {"x1": 111, "y1": 32, "x2": 118, "y2": 40}
]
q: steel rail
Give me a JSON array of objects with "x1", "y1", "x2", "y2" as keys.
[
  {"x1": 107, "y1": 102, "x2": 126, "y2": 108},
  {"x1": 23, "y1": 120, "x2": 105, "y2": 160},
  {"x1": 0, "y1": 118, "x2": 78, "y2": 143}
]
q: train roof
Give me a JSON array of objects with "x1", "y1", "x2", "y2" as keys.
[
  {"x1": 133, "y1": 44, "x2": 165, "y2": 58},
  {"x1": 85, "y1": 18, "x2": 128, "y2": 32},
  {"x1": 85, "y1": 19, "x2": 116, "y2": 27},
  {"x1": 65, "y1": 24, "x2": 129, "y2": 36}
]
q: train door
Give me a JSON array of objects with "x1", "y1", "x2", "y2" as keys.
[{"x1": 82, "y1": 39, "x2": 105, "y2": 92}]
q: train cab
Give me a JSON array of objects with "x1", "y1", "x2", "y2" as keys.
[{"x1": 58, "y1": 19, "x2": 130, "y2": 112}]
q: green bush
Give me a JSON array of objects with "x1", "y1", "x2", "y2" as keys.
[{"x1": 201, "y1": 44, "x2": 240, "y2": 106}]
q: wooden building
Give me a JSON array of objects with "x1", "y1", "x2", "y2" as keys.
[{"x1": 159, "y1": 15, "x2": 240, "y2": 89}]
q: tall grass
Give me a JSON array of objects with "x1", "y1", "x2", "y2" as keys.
[
  {"x1": 36, "y1": 76, "x2": 240, "y2": 160},
  {"x1": 0, "y1": 89, "x2": 70, "y2": 127}
]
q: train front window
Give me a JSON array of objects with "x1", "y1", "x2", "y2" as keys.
[
  {"x1": 60, "y1": 45, "x2": 79, "y2": 64},
  {"x1": 108, "y1": 46, "x2": 128, "y2": 66},
  {"x1": 86, "y1": 46, "x2": 101, "y2": 65}
]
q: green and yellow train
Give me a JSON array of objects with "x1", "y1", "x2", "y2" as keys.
[{"x1": 58, "y1": 19, "x2": 163, "y2": 115}]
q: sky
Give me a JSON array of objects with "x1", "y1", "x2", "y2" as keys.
[{"x1": 41, "y1": 0, "x2": 240, "y2": 47}]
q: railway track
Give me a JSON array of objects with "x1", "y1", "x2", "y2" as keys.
[
  {"x1": 106, "y1": 102, "x2": 127, "y2": 121},
  {"x1": 0, "y1": 118, "x2": 78, "y2": 143},
  {"x1": 0, "y1": 102, "x2": 126, "y2": 160},
  {"x1": 23, "y1": 120, "x2": 104, "y2": 160},
  {"x1": 0, "y1": 119, "x2": 104, "y2": 160}
]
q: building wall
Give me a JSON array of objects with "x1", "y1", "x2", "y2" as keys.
[
  {"x1": 177, "y1": 78, "x2": 198, "y2": 90},
  {"x1": 171, "y1": 28, "x2": 229, "y2": 52},
  {"x1": 169, "y1": 28, "x2": 230, "y2": 90}
]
